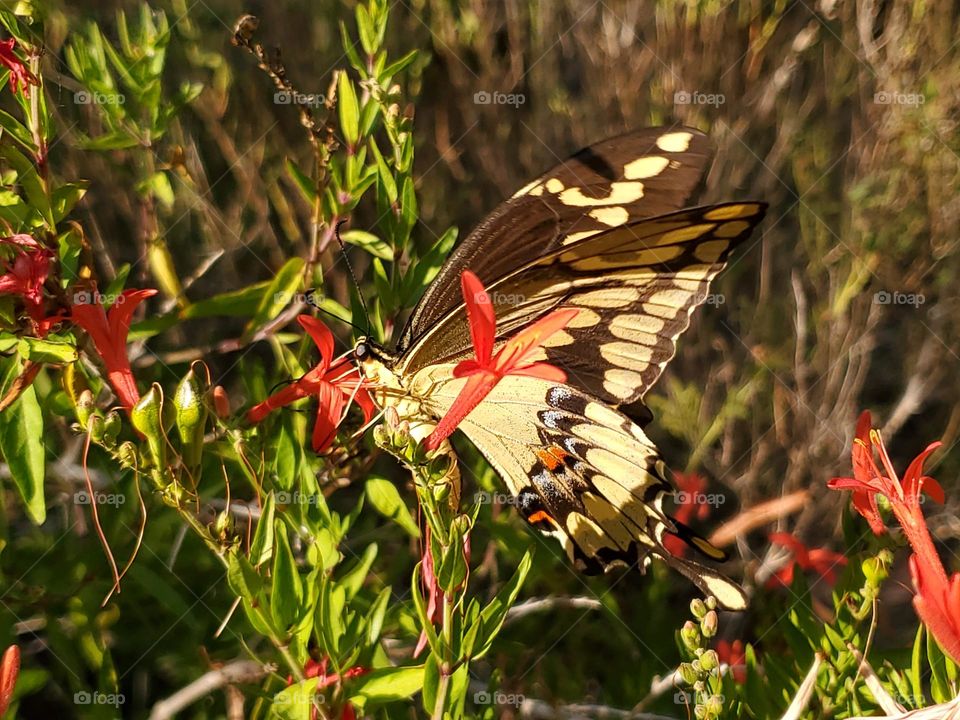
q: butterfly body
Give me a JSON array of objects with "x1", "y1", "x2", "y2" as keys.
[{"x1": 355, "y1": 126, "x2": 766, "y2": 611}]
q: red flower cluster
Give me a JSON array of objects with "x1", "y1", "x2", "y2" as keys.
[
  {"x1": 0, "y1": 38, "x2": 39, "y2": 96},
  {"x1": 0, "y1": 234, "x2": 60, "y2": 336},
  {"x1": 715, "y1": 639, "x2": 746, "y2": 684},
  {"x1": 829, "y1": 411, "x2": 959, "y2": 663},
  {"x1": 71, "y1": 288, "x2": 157, "y2": 411},
  {"x1": 425, "y1": 270, "x2": 577, "y2": 451},
  {"x1": 766, "y1": 532, "x2": 847, "y2": 588},
  {"x1": 247, "y1": 315, "x2": 374, "y2": 453}
]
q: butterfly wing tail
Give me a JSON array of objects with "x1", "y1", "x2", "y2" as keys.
[{"x1": 658, "y1": 518, "x2": 748, "y2": 611}]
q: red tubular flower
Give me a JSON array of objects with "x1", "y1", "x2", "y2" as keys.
[
  {"x1": 246, "y1": 315, "x2": 374, "y2": 453},
  {"x1": 0, "y1": 235, "x2": 57, "y2": 334},
  {"x1": 829, "y1": 411, "x2": 960, "y2": 663},
  {"x1": 425, "y1": 270, "x2": 578, "y2": 451},
  {"x1": 663, "y1": 472, "x2": 709, "y2": 557},
  {"x1": 766, "y1": 532, "x2": 847, "y2": 588},
  {"x1": 715, "y1": 639, "x2": 746, "y2": 683},
  {"x1": 71, "y1": 288, "x2": 157, "y2": 411},
  {"x1": 0, "y1": 39, "x2": 39, "y2": 96}
]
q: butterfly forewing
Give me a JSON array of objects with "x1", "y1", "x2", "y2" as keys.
[{"x1": 398, "y1": 126, "x2": 715, "y2": 352}]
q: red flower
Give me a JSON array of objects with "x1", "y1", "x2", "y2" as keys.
[
  {"x1": 0, "y1": 39, "x2": 39, "y2": 96},
  {"x1": 0, "y1": 235, "x2": 58, "y2": 334},
  {"x1": 247, "y1": 315, "x2": 374, "y2": 453},
  {"x1": 766, "y1": 532, "x2": 847, "y2": 588},
  {"x1": 425, "y1": 271, "x2": 578, "y2": 451},
  {"x1": 663, "y1": 472, "x2": 709, "y2": 557},
  {"x1": 287, "y1": 656, "x2": 367, "y2": 720},
  {"x1": 715, "y1": 639, "x2": 746, "y2": 683},
  {"x1": 71, "y1": 288, "x2": 157, "y2": 411},
  {"x1": 829, "y1": 411, "x2": 960, "y2": 663}
]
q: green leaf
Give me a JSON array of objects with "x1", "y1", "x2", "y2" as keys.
[
  {"x1": 268, "y1": 677, "x2": 318, "y2": 720},
  {"x1": 0, "y1": 109, "x2": 36, "y2": 154},
  {"x1": 366, "y1": 586, "x2": 391, "y2": 645},
  {"x1": 469, "y1": 551, "x2": 532, "y2": 660},
  {"x1": 380, "y1": 50, "x2": 418, "y2": 83},
  {"x1": 0, "y1": 379, "x2": 45, "y2": 523},
  {"x1": 337, "y1": 71, "x2": 360, "y2": 147},
  {"x1": 182, "y1": 282, "x2": 270, "y2": 319},
  {"x1": 368, "y1": 140, "x2": 397, "y2": 204},
  {"x1": 250, "y1": 493, "x2": 277, "y2": 566},
  {"x1": 355, "y1": 4, "x2": 377, "y2": 55},
  {"x1": 365, "y1": 477, "x2": 419, "y2": 537},
  {"x1": 910, "y1": 623, "x2": 925, "y2": 706},
  {"x1": 285, "y1": 158, "x2": 317, "y2": 205},
  {"x1": 17, "y1": 336, "x2": 77, "y2": 364},
  {"x1": 411, "y1": 564, "x2": 441, "y2": 657},
  {"x1": 245, "y1": 257, "x2": 305, "y2": 337},
  {"x1": 350, "y1": 665, "x2": 425, "y2": 704},
  {"x1": 338, "y1": 543, "x2": 378, "y2": 599},
  {"x1": 340, "y1": 229, "x2": 392, "y2": 260},
  {"x1": 421, "y1": 652, "x2": 440, "y2": 715},
  {"x1": 271, "y1": 522, "x2": 304, "y2": 631}
]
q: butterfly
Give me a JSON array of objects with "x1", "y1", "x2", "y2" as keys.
[{"x1": 353, "y1": 126, "x2": 766, "y2": 611}]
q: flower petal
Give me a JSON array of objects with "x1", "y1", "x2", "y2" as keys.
[
  {"x1": 311, "y1": 381, "x2": 346, "y2": 453},
  {"x1": 299, "y1": 315, "x2": 335, "y2": 371},
  {"x1": 461, "y1": 270, "x2": 496, "y2": 365},
  {"x1": 425, "y1": 372, "x2": 498, "y2": 451},
  {"x1": 493, "y1": 308, "x2": 579, "y2": 372}
]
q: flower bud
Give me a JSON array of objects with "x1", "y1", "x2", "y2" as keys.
[
  {"x1": 678, "y1": 662, "x2": 699, "y2": 685},
  {"x1": 75, "y1": 390, "x2": 96, "y2": 429},
  {"x1": 102, "y1": 410, "x2": 122, "y2": 448},
  {"x1": 131, "y1": 383, "x2": 166, "y2": 468},
  {"x1": 701, "y1": 610, "x2": 718, "y2": 638},
  {"x1": 174, "y1": 362, "x2": 209, "y2": 470},
  {"x1": 117, "y1": 441, "x2": 138, "y2": 469},
  {"x1": 705, "y1": 596, "x2": 717, "y2": 611},
  {"x1": 87, "y1": 414, "x2": 105, "y2": 444},
  {"x1": 705, "y1": 694, "x2": 724, "y2": 715},
  {"x1": 681, "y1": 620, "x2": 701, "y2": 652},
  {"x1": 699, "y1": 649, "x2": 719, "y2": 672},
  {"x1": 211, "y1": 385, "x2": 230, "y2": 418},
  {"x1": 690, "y1": 598, "x2": 708, "y2": 619}
]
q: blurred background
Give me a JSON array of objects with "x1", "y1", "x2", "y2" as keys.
[{"x1": 6, "y1": 0, "x2": 960, "y2": 717}]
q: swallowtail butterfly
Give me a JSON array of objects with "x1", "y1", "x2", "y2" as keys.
[{"x1": 354, "y1": 126, "x2": 765, "y2": 610}]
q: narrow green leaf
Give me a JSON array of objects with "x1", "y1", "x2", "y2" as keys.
[
  {"x1": 269, "y1": 677, "x2": 317, "y2": 720},
  {"x1": 350, "y1": 664, "x2": 425, "y2": 703},
  {"x1": 271, "y1": 523, "x2": 304, "y2": 631},
  {"x1": 0, "y1": 380, "x2": 45, "y2": 523},
  {"x1": 365, "y1": 477, "x2": 419, "y2": 537},
  {"x1": 337, "y1": 71, "x2": 360, "y2": 147},
  {"x1": 245, "y1": 257, "x2": 305, "y2": 337},
  {"x1": 470, "y1": 551, "x2": 532, "y2": 659},
  {"x1": 250, "y1": 493, "x2": 277, "y2": 566},
  {"x1": 340, "y1": 229, "x2": 392, "y2": 260},
  {"x1": 17, "y1": 336, "x2": 77, "y2": 364}
]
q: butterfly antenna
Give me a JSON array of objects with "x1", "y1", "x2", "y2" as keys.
[
  {"x1": 333, "y1": 220, "x2": 373, "y2": 336},
  {"x1": 303, "y1": 287, "x2": 367, "y2": 335}
]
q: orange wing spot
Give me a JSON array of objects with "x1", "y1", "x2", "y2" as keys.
[
  {"x1": 536, "y1": 445, "x2": 569, "y2": 471},
  {"x1": 527, "y1": 510, "x2": 560, "y2": 529}
]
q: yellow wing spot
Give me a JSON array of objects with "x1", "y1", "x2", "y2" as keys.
[
  {"x1": 657, "y1": 223, "x2": 716, "y2": 246},
  {"x1": 613, "y1": 313, "x2": 666, "y2": 335},
  {"x1": 589, "y1": 206, "x2": 630, "y2": 227},
  {"x1": 577, "y1": 287, "x2": 640, "y2": 308},
  {"x1": 715, "y1": 220, "x2": 752, "y2": 238},
  {"x1": 693, "y1": 239, "x2": 729, "y2": 263},
  {"x1": 511, "y1": 179, "x2": 542, "y2": 198},
  {"x1": 601, "y1": 341, "x2": 656, "y2": 366},
  {"x1": 646, "y1": 287, "x2": 700, "y2": 309},
  {"x1": 544, "y1": 329, "x2": 576, "y2": 347},
  {"x1": 623, "y1": 155, "x2": 670, "y2": 180},
  {"x1": 581, "y1": 492, "x2": 634, "y2": 549},
  {"x1": 703, "y1": 203, "x2": 761, "y2": 220},
  {"x1": 566, "y1": 307, "x2": 601, "y2": 328},
  {"x1": 559, "y1": 181, "x2": 645, "y2": 207},
  {"x1": 565, "y1": 512, "x2": 615, "y2": 556},
  {"x1": 586, "y1": 447, "x2": 644, "y2": 484},
  {"x1": 545, "y1": 177, "x2": 566, "y2": 193},
  {"x1": 562, "y1": 230, "x2": 597, "y2": 245},
  {"x1": 607, "y1": 320, "x2": 661, "y2": 346},
  {"x1": 656, "y1": 131, "x2": 694, "y2": 152}
]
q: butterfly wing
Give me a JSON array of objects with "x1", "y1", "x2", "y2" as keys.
[
  {"x1": 398, "y1": 126, "x2": 714, "y2": 353},
  {"x1": 400, "y1": 202, "x2": 766, "y2": 413},
  {"x1": 410, "y1": 366, "x2": 747, "y2": 610}
]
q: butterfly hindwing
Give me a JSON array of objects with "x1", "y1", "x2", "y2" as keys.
[
  {"x1": 398, "y1": 126, "x2": 715, "y2": 353},
  {"x1": 415, "y1": 368, "x2": 748, "y2": 610}
]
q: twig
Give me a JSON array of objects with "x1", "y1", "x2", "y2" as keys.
[
  {"x1": 505, "y1": 597, "x2": 602, "y2": 624},
  {"x1": 848, "y1": 644, "x2": 905, "y2": 715},
  {"x1": 708, "y1": 490, "x2": 808, "y2": 548},
  {"x1": 148, "y1": 660, "x2": 269, "y2": 720}
]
